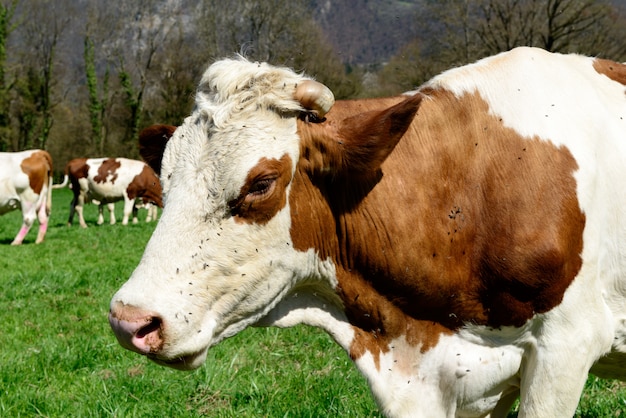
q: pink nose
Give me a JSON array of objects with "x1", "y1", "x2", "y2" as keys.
[{"x1": 109, "y1": 303, "x2": 164, "y2": 355}]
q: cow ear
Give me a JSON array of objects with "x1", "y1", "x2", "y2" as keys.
[
  {"x1": 139, "y1": 124, "x2": 176, "y2": 175},
  {"x1": 337, "y1": 94, "x2": 422, "y2": 173}
]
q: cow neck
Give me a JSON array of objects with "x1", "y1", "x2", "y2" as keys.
[
  {"x1": 290, "y1": 88, "x2": 586, "y2": 366},
  {"x1": 289, "y1": 131, "x2": 451, "y2": 366}
]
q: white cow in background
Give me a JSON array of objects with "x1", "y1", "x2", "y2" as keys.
[
  {"x1": 55, "y1": 156, "x2": 163, "y2": 228},
  {"x1": 0, "y1": 150, "x2": 53, "y2": 245}
]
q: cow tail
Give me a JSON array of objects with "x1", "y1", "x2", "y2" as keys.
[
  {"x1": 52, "y1": 174, "x2": 69, "y2": 189},
  {"x1": 46, "y1": 173, "x2": 53, "y2": 214},
  {"x1": 45, "y1": 151, "x2": 54, "y2": 215}
]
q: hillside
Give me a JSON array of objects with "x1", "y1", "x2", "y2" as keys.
[
  {"x1": 311, "y1": 0, "x2": 626, "y2": 65},
  {"x1": 311, "y1": 0, "x2": 422, "y2": 64}
]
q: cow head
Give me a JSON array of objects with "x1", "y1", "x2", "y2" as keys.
[{"x1": 109, "y1": 56, "x2": 420, "y2": 370}]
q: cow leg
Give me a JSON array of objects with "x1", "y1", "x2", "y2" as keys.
[
  {"x1": 107, "y1": 203, "x2": 116, "y2": 225},
  {"x1": 11, "y1": 224, "x2": 31, "y2": 245},
  {"x1": 34, "y1": 197, "x2": 49, "y2": 244},
  {"x1": 132, "y1": 203, "x2": 139, "y2": 224},
  {"x1": 145, "y1": 204, "x2": 153, "y2": 222},
  {"x1": 517, "y1": 273, "x2": 613, "y2": 417},
  {"x1": 76, "y1": 194, "x2": 88, "y2": 228},
  {"x1": 144, "y1": 204, "x2": 152, "y2": 222},
  {"x1": 147, "y1": 204, "x2": 157, "y2": 222},
  {"x1": 121, "y1": 198, "x2": 134, "y2": 225},
  {"x1": 76, "y1": 204, "x2": 87, "y2": 228},
  {"x1": 11, "y1": 202, "x2": 36, "y2": 245},
  {"x1": 96, "y1": 204, "x2": 105, "y2": 225},
  {"x1": 490, "y1": 389, "x2": 520, "y2": 418},
  {"x1": 67, "y1": 195, "x2": 78, "y2": 226},
  {"x1": 518, "y1": 348, "x2": 589, "y2": 417}
]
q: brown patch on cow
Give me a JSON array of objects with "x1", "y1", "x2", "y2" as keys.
[
  {"x1": 139, "y1": 124, "x2": 177, "y2": 175},
  {"x1": 593, "y1": 58, "x2": 626, "y2": 86},
  {"x1": 127, "y1": 165, "x2": 164, "y2": 208},
  {"x1": 291, "y1": 89, "x2": 585, "y2": 364},
  {"x1": 336, "y1": 268, "x2": 452, "y2": 369},
  {"x1": 229, "y1": 155, "x2": 292, "y2": 225},
  {"x1": 65, "y1": 158, "x2": 89, "y2": 180},
  {"x1": 20, "y1": 150, "x2": 53, "y2": 195},
  {"x1": 95, "y1": 158, "x2": 121, "y2": 184}
]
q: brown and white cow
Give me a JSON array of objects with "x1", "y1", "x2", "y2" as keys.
[
  {"x1": 0, "y1": 150, "x2": 53, "y2": 245},
  {"x1": 57, "y1": 157, "x2": 163, "y2": 228},
  {"x1": 109, "y1": 47, "x2": 626, "y2": 417}
]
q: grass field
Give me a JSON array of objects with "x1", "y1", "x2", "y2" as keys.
[{"x1": 0, "y1": 187, "x2": 624, "y2": 417}]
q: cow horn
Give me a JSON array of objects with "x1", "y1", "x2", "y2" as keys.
[{"x1": 294, "y1": 80, "x2": 335, "y2": 118}]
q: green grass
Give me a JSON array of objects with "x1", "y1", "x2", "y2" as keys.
[{"x1": 0, "y1": 188, "x2": 624, "y2": 417}]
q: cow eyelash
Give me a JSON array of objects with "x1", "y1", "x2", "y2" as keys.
[
  {"x1": 248, "y1": 178, "x2": 275, "y2": 196},
  {"x1": 298, "y1": 111, "x2": 326, "y2": 124}
]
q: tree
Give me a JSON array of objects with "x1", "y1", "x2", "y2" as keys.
[
  {"x1": 83, "y1": 35, "x2": 109, "y2": 155},
  {"x1": 473, "y1": 0, "x2": 542, "y2": 53},
  {"x1": 377, "y1": 0, "x2": 626, "y2": 97},
  {"x1": 12, "y1": 0, "x2": 69, "y2": 150},
  {"x1": 0, "y1": 0, "x2": 18, "y2": 151},
  {"x1": 474, "y1": 0, "x2": 618, "y2": 55},
  {"x1": 193, "y1": 0, "x2": 360, "y2": 99},
  {"x1": 78, "y1": 1, "x2": 126, "y2": 156},
  {"x1": 106, "y1": 0, "x2": 181, "y2": 154},
  {"x1": 145, "y1": 23, "x2": 200, "y2": 126},
  {"x1": 373, "y1": 40, "x2": 434, "y2": 96}
]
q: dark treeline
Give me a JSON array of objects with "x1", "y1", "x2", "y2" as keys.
[{"x1": 0, "y1": 0, "x2": 624, "y2": 176}]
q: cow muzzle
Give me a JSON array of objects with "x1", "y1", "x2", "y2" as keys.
[
  {"x1": 108, "y1": 301, "x2": 209, "y2": 370},
  {"x1": 108, "y1": 302, "x2": 164, "y2": 355}
]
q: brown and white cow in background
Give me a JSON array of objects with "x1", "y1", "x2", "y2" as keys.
[
  {"x1": 0, "y1": 150, "x2": 53, "y2": 245},
  {"x1": 109, "y1": 48, "x2": 626, "y2": 417},
  {"x1": 56, "y1": 156, "x2": 164, "y2": 228}
]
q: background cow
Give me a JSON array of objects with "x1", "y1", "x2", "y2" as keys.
[
  {"x1": 56, "y1": 157, "x2": 163, "y2": 228},
  {"x1": 0, "y1": 150, "x2": 53, "y2": 245},
  {"x1": 109, "y1": 48, "x2": 626, "y2": 417},
  {"x1": 90, "y1": 199, "x2": 158, "y2": 227},
  {"x1": 133, "y1": 198, "x2": 159, "y2": 222}
]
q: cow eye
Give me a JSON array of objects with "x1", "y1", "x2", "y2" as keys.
[{"x1": 248, "y1": 177, "x2": 275, "y2": 197}]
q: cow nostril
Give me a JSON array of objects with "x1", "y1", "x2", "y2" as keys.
[
  {"x1": 109, "y1": 307, "x2": 164, "y2": 355},
  {"x1": 131, "y1": 315, "x2": 164, "y2": 354},
  {"x1": 136, "y1": 316, "x2": 162, "y2": 339}
]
